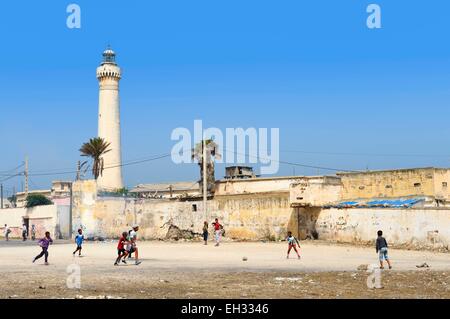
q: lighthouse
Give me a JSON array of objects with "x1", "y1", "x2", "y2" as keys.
[{"x1": 96, "y1": 47, "x2": 123, "y2": 190}]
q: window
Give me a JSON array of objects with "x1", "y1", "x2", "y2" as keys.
[
  {"x1": 192, "y1": 204, "x2": 197, "y2": 212},
  {"x1": 359, "y1": 186, "x2": 365, "y2": 190},
  {"x1": 61, "y1": 184, "x2": 64, "y2": 190},
  {"x1": 414, "y1": 183, "x2": 421, "y2": 188},
  {"x1": 385, "y1": 185, "x2": 392, "y2": 189},
  {"x1": 443, "y1": 182, "x2": 448, "y2": 188}
]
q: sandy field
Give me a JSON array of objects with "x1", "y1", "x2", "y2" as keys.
[{"x1": 0, "y1": 240, "x2": 449, "y2": 299}]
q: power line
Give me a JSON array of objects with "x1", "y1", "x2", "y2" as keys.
[
  {"x1": 279, "y1": 149, "x2": 450, "y2": 159},
  {"x1": 223, "y1": 148, "x2": 361, "y2": 173},
  {"x1": 0, "y1": 162, "x2": 25, "y2": 174},
  {"x1": 0, "y1": 172, "x2": 23, "y2": 183},
  {"x1": 27, "y1": 153, "x2": 173, "y2": 177}
]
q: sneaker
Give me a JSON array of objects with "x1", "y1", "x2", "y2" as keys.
[
  {"x1": 114, "y1": 262, "x2": 118, "y2": 266},
  {"x1": 122, "y1": 259, "x2": 127, "y2": 264},
  {"x1": 389, "y1": 266, "x2": 393, "y2": 270},
  {"x1": 298, "y1": 256, "x2": 301, "y2": 260},
  {"x1": 135, "y1": 261, "x2": 142, "y2": 266},
  {"x1": 32, "y1": 258, "x2": 36, "y2": 263},
  {"x1": 44, "y1": 262, "x2": 49, "y2": 266}
]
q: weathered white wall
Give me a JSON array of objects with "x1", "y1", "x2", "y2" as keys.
[
  {"x1": 72, "y1": 180, "x2": 296, "y2": 240},
  {"x1": 215, "y1": 177, "x2": 297, "y2": 195},
  {"x1": 0, "y1": 204, "x2": 70, "y2": 239},
  {"x1": 314, "y1": 208, "x2": 450, "y2": 249},
  {"x1": 290, "y1": 177, "x2": 341, "y2": 207}
]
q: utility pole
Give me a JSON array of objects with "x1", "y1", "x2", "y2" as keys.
[
  {"x1": 69, "y1": 182, "x2": 73, "y2": 239},
  {"x1": 24, "y1": 156, "x2": 29, "y2": 197},
  {"x1": 76, "y1": 161, "x2": 81, "y2": 180},
  {"x1": 1, "y1": 184, "x2": 3, "y2": 209},
  {"x1": 203, "y1": 138, "x2": 208, "y2": 222},
  {"x1": 12, "y1": 186, "x2": 16, "y2": 208}
]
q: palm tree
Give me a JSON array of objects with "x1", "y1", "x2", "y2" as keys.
[
  {"x1": 79, "y1": 137, "x2": 111, "y2": 180},
  {"x1": 192, "y1": 139, "x2": 221, "y2": 195}
]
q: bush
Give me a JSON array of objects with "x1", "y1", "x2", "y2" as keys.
[{"x1": 25, "y1": 194, "x2": 53, "y2": 208}]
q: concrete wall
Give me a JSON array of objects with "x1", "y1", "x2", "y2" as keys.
[
  {"x1": 338, "y1": 168, "x2": 450, "y2": 200},
  {"x1": 71, "y1": 180, "x2": 450, "y2": 250},
  {"x1": 290, "y1": 176, "x2": 341, "y2": 207},
  {"x1": 0, "y1": 204, "x2": 70, "y2": 239},
  {"x1": 313, "y1": 208, "x2": 450, "y2": 249},
  {"x1": 215, "y1": 176, "x2": 298, "y2": 196},
  {"x1": 72, "y1": 180, "x2": 297, "y2": 241}
]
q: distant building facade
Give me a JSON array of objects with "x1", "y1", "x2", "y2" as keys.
[{"x1": 225, "y1": 166, "x2": 257, "y2": 179}]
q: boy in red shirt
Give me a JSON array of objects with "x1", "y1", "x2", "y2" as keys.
[
  {"x1": 114, "y1": 232, "x2": 129, "y2": 266},
  {"x1": 212, "y1": 218, "x2": 223, "y2": 247}
]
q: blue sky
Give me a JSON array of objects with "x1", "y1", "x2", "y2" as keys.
[{"x1": 1, "y1": 0, "x2": 450, "y2": 193}]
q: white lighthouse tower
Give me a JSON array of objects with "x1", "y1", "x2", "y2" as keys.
[{"x1": 96, "y1": 47, "x2": 123, "y2": 190}]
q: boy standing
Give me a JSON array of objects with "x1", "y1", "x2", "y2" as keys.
[
  {"x1": 286, "y1": 231, "x2": 301, "y2": 259},
  {"x1": 73, "y1": 229, "x2": 84, "y2": 257},
  {"x1": 22, "y1": 224, "x2": 28, "y2": 241},
  {"x1": 33, "y1": 231, "x2": 53, "y2": 265},
  {"x1": 202, "y1": 221, "x2": 209, "y2": 245},
  {"x1": 4, "y1": 224, "x2": 11, "y2": 241},
  {"x1": 376, "y1": 230, "x2": 392, "y2": 270},
  {"x1": 212, "y1": 218, "x2": 222, "y2": 247}
]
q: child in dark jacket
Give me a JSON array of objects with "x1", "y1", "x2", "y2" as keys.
[
  {"x1": 33, "y1": 231, "x2": 53, "y2": 265},
  {"x1": 376, "y1": 230, "x2": 392, "y2": 270}
]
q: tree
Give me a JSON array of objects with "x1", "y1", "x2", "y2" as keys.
[
  {"x1": 26, "y1": 194, "x2": 53, "y2": 208},
  {"x1": 192, "y1": 139, "x2": 221, "y2": 195},
  {"x1": 79, "y1": 137, "x2": 111, "y2": 180}
]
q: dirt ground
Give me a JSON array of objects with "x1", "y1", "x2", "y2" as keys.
[{"x1": 0, "y1": 240, "x2": 449, "y2": 299}]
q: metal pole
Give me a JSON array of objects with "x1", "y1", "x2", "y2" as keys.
[
  {"x1": 1, "y1": 184, "x2": 3, "y2": 209},
  {"x1": 76, "y1": 161, "x2": 81, "y2": 181},
  {"x1": 25, "y1": 156, "x2": 29, "y2": 197},
  {"x1": 203, "y1": 138, "x2": 208, "y2": 221}
]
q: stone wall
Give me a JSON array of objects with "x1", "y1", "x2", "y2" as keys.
[
  {"x1": 72, "y1": 180, "x2": 297, "y2": 240},
  {"x1": 338, "y1": 168, "x2": 450, "y2": 201},
  {"x1": 0, "y1": 204, "x2": 70, "y2": 239},
  {"x1": 312, "y1": 208, "x2": 450, "y2": 250}
]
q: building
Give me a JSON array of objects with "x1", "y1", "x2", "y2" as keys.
[
  {"x1": 0, "y1": 198, "x2": 12, "y2": 209},
  {"x1": 225, "y1": 166, "x2": 257, "y2": 179},
  {"x1": 130, "y1": 182, "x2": 200, "y2": 199},
  {"x1": 336, "y1": 167, "x2": 450, "y2": 207},
  {"x1": 96, "y1": 47, "x2": 123, "y2": 190},
  {"x1": 14, "y1": 181, "x2": 72, "y2": 208}
]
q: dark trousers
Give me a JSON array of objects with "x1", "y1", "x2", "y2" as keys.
[{"x1": 35, "y1": 247, "x2": 49, "y2": 262}]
